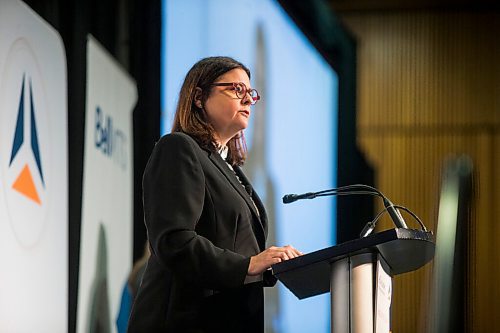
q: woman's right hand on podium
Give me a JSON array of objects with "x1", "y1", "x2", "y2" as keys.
[{"x1": 247, "y1": 245, "x2": 303, "y2": 276}]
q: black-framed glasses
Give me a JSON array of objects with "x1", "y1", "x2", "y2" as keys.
[{"x1": 211, "y1": 82, "x2": 260, "y2": 105}]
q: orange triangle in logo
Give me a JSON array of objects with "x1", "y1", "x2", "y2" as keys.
[{"x1": 12, "y1": 164, "x2": 41, "y2": 205}]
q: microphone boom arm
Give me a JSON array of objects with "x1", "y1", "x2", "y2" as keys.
[{"x1": 282, "y1": 184, "x2": 416, "y2": 237}]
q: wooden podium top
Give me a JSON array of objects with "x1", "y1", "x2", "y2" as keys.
[{"x1": 271, "y1": 228, "x2": 435, "y2": 299}]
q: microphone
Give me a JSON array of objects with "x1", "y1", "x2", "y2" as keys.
[
  {"x1": 383, "y1": 198, "x2": 408, "y2": 229},
  {"x1": 282, "y1": 192, "x2": 316, "y2": 204},
  {"x1": 282, "y1": 184, "x2": 409, "y2": 235}
]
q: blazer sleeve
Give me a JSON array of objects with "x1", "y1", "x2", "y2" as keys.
[{"x1": 143, "y1": 134, "x2": 250, "y2": 289}]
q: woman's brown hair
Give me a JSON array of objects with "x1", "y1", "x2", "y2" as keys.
[{"x1": 171, "y1": 56, "x2": 251, "y2": 166}]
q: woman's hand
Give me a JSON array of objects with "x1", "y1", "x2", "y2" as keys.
[{"x1": 247, "y1": 245, "x2": 303, "y2": 276}]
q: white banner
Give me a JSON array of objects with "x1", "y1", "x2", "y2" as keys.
[
  {"x1": 77, "y1": 35, "x2": 136, "y2": 333},
  {"x1": 375, "y1": 257, "x2": 392, "y2": 333},
  {"x1": 0, "y1": 0, "x2": 68, "y2": 332}
]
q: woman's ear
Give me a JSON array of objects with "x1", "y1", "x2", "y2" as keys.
[{"x1": 194, "y1": 87, "x2": 203, "y2": 109}]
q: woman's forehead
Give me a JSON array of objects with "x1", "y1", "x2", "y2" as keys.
[{"x1": 216, "y1": 68, "x2": 250, "y2": 83}]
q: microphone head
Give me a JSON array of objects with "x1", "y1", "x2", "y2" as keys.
[
  {"x1": 360, "y1": 220, "x2": 376, "y2": 238},
  {"x1": 282, "y1": 194, "x2": 297, "y2": 204}
]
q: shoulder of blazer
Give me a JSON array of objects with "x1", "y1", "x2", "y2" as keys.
[{"x1": 155, "y1": 132, "x2": 212, "y2": 156}]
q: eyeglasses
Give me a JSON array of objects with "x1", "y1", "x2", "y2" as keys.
[{"x1": 211, "y1": 82, "x2": 260, "y2": 105}]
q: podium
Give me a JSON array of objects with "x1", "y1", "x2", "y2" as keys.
[{"x1": 272, "y1": 228, "x2": 435, "y2": 333}]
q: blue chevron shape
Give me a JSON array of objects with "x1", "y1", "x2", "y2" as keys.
[
  {"x1": 30, "y1": 79, "x2": 44, "y2": 187},
  {"x1": 9, "y1": 75, "x2": 25, "y2": 166}
]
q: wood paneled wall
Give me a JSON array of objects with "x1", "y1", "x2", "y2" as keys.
[{"x1": 338, "y1": 11, "x2": 499, "y2": 332}]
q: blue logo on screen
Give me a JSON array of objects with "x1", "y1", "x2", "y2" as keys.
[{"x1": 95, "y1": 106, "x2": 128, "y2": 170}]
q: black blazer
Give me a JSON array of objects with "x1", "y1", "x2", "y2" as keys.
[{"x1": 128, "y1": 133, "x2": 275, "y2": 333}]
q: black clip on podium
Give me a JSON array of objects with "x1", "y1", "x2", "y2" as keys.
[{"x1": 271, "y1": 228, "x2": 435, "y2": 333}]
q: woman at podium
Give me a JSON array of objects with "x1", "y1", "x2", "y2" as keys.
[{"x1": 127, "y1": 56, "x2": 301, "y2": 333}]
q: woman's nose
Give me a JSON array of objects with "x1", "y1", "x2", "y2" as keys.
[{"x1": 240, "y1": 91, "x2": 252, "y2": 105}]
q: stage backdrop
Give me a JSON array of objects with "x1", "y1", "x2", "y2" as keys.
[
  {"x1": 76, "y1": 36, "x2": 136, "y2": 333},
  {"x1": 0, "y1": 0, "x2": 68, "y2": 331},
  {"x1": 162, "y1": 1, "x2": 339, "y2": 332}
]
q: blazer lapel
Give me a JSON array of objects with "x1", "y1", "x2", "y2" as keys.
[
  {"x1": 233, "y1": 166, "x2": 267, "y2": 249},
  {"x1": 207, "y1": 151, "x2": 259, "y2": 218},
  {"x1": 207, "y1": 152, "x2": 266, "y2": 248},
  {"x1": 233, "y1": 166, "x2": 267, "y2": 229}
]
